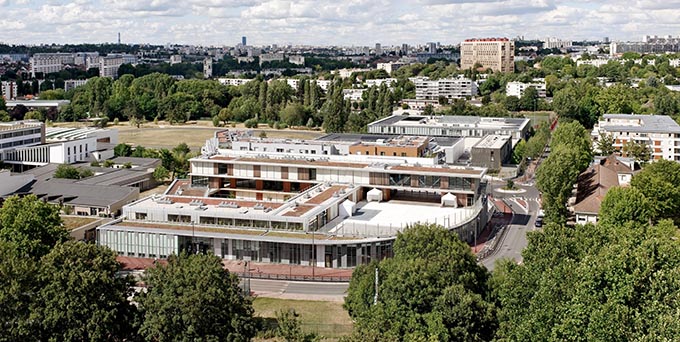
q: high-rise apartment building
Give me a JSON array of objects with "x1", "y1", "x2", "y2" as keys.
[
  {"x1": 203, "y1": 57, "x2": 213, "y2": 78},
  {"x1": 460, "y1": 38, "x2": 515, "y2": 73},
  {"x1": 242, "y1": 36, "x2": 247, "y2": 46}
]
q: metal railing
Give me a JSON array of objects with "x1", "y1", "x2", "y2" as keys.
[{"x1": 235, "y1": 271, "x2": 351, "y2": 283}]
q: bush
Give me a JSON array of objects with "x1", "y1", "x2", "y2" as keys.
[
  {"x1": 244, "y1": 118, "x2": 259, "y2": 128},
  {"x1": 113, "y1": 118, "x2": 119, "y2": 125},
  {"x1": 212, "y1": 116, "x2": 221, "y2": 127}
]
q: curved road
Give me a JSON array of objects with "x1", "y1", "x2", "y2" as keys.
[{"x1": 481, "y1": 183, "x2": 541, "y2": 271}]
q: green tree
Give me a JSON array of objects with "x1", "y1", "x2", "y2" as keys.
[
  {"x1": 622, "y1": 139, "x2": 652, "y2": 162},
  {"x1": 280, "y1": 102, "x2": 308, "y2": 127},
  {"x1": 344, "y1": 223, "x2": 494, "y2": 341},
  {"x1": 137, "y1": 253, "x2": 256, "y2": 342},
  {"x1": 511, "y1": 139, "x2": 527, "y2": 164},
  {"x1": 536, "y1": 146, "x2": 582, "y2": 223},
  {"x1": 0, "y1": 195, "x2": 68, "y2": 258},
  {"x1": 552, "y1": 80, "x2": 600, "y2": 128},
  {"x1": 275, "y1": 309, "x2": 318, "y2": 342},
  {"x1": 596, "y1": 131, "x2": 616, "y2": 156},
  {"x1": 550, "y1": 121, "x2": 593, "y2": 171},
  {"x1": 54, "y1": 164, "x2": 82, "y2": 179},
  {"x1": 24, "y1": 110, "x2": 44, "y2": 121},
  {"x1": 0, "y1": 241, "x2": 38, "y2": 341},
  {"x1": 630, "y1": 159, "x2": 680, "y2": 222},
  {"x1": 159, "y1": 92, "x2": 201, "y2": 123},
  {"x1": 519, "y1": 86, "x2": 539, "y2": 111},
  {"x1": 599, "y1": 186, "x2": 653, "y2": 225},
  {"x1": 31, "y1": 241, "x2": 138, "y2": 341},
  {"x1": 493, "y1": 220, "x2": 680, "y2": 341},
  {"x1": 152, "y1": 165, "x2": 170, "y2": 182},
  {"x1": 321, "y1": 82, "x2": 348, "y2": 133},
  {"x1": 113, "y1": 143, "x2": 132, "y2": 157}
]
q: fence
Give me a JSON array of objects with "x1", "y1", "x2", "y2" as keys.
[{"x1": 236, "y1": 271, "x2": 351, "y2": 282}]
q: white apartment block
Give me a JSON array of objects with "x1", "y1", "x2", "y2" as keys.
[
  {"x1": 415, "y1": 77, "x2": 477, "y2": 102},
  {"x1": 99, "y1": 55, "x2": 125, "y2": 78},
  {"x1": 29, "y1": 53, "x2": 76, "y2": 78},
  {"x1": 576, "y1": 58, "x2": 611, "y2": 68},
  {"x1": 259, "y1": 53, "x2": 284, "y2": 66},
  {"x1": 1, "y1": 81, "x2": 17, "y2": 100},
  {"x1": 333, "y1": 68, "x2": 371, "y2": 78},
  {"x1": 64, "y1": 79, "x2": 90, "y2": 92},
  {"x1": 218, "y1": 78, "x2": 254, "y2": 86},
  {"x1": 592, "y1": 114, "x2": 680, "y2": 162},
  {"x1": 365, "y1": 78, "x2": 397, "y2": 88},
  {"x1": 377, "y1": 62, "x2": 405, "y2": 74},
  {"x1": 542, "y1": 37, "x2": 573, "y2": 50},
  {"x1": 170, "y1": 55, "x2": 182, "y2": 65},
  {"x1": 343, "y1": 89, "x2": 366, "y2": 101},
  {"x1": 288, "y1": 55, "x2": 305, "y2": 66},
  {"x1": 314, "y1": 79, "x2": 331, "y2": 91},
  {"x1": 460, "y1": 38, "x2": 514, "y2": 73},
  {"x1": 506, "y1": 80, "x2": 547, "y2": 98}
]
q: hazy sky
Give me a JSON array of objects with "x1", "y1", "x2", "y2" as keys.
[{"x1": 1, "y1": 0, "x2": 680, "y2": 46}]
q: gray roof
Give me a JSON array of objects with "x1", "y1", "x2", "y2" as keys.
[
  {"x1": 14, "y1": 179, "x2": 138, "y2": 208},
  {"x1": 76, "y1": 169, "x2": 152, "y2": 187},
  {"x1": 602, "y1": 114, "x2": 680, "y2": 134},
  {"x1": 110, "y1": 157, "x2": 161, "y2": 168}
]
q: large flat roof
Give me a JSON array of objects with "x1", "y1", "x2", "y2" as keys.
[
  {"x1": 369, "y1": 115, "x2": 530, "y2": 130},
  {"x1": 601, "y1": 114, "x2": 680, "y2": 134}
]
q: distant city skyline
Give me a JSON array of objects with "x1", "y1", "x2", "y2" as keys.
[{"x1": 1, "y1": 0, "x2": 680, "y2": 46}]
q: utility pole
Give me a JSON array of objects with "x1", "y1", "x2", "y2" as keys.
[{"x1": 373, "y1": 267, "x2": 379, "y2": 305}]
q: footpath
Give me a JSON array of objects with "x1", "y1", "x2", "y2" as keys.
[{"x1": 117, "y1": 256, "x2": 353, "y2": 282}]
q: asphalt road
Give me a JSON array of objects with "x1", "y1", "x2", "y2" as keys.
[{"x1": 481, "y1": 182, "x2": 541, "y2": 271}]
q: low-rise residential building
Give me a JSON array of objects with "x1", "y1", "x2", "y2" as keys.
[
  {"x1": 505, "y1": 80, "x2": 547, "y2": 98},
  {"x1": 401, "y1": 99, "x2": 440, "y2": 110},
  {"x1": 415, "y1": 77, "x2": 477, "y2": 102},
  {"x1": 218, "y1": 78, "x2": 254, "y2": 86},
  {"x1": 592, "y1": 114, "x2": 680, "y2": 162},
  {"x1": 542, "y1": 37, "x2": 573, "y2": 50},
  {"x1": 343, "y1": 89, "x2": 366, "y2": 101},
  {"x1": 259, "y1": 53, "x2": 285, "y2": 66},
  {"x1": 365, "y1": 78, "x2": 396, "y2": 88},
  {"x1": 64, "y1": 79, "x2": 90, "y2": 92},
  {"x1": 572, "y1": 155, "x2": 636, "y2": 224},
  {"x1": 377, "y1": 62, "x2": 405, "y2": 74},
  {"x1": 288, "y1": 55, "x2": 305, "y2": 65},
  {"x1": 170, "y1": 55, "x2": 182, "y2": 65}
]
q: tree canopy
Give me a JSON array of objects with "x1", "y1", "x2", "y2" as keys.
[
  {"x1": 344, "y1": 223, "x2": 495, "y2": 341},
  {"x1": 137, "y1": 253, "x2": 256, "y2": 342}
]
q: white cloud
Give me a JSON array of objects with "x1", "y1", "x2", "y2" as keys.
[{"x1": 1, "y1": 0, "x2": 679, "y2": 45}]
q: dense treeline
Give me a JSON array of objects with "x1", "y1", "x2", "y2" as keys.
[
  {"x1": 344, "y1": 174, "x2": 680, "y2": 341},
  {"x1": 0, "y1": 195, "x2": 256, "y2": 341},
  {"x1": 536, "y1": 121, "x2": 593, "y2": 223}
]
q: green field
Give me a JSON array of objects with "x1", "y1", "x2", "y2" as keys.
[{"x1": 252, "y1": 297, "x2": 353, "y2": 339}]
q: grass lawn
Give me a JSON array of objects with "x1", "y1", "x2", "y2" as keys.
[
  {"x1": 252, "y1": 297, "x2": 353, "y2": 339},
  {"x1": 522, "y1": 111, "x2": 555, "y2": 128},
  {"x1": 53, "y1": 121, "x2": 325, "y2": 149},
  {"x1": 61, "y1": 216, "x2": 100, "y2": 231}
]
